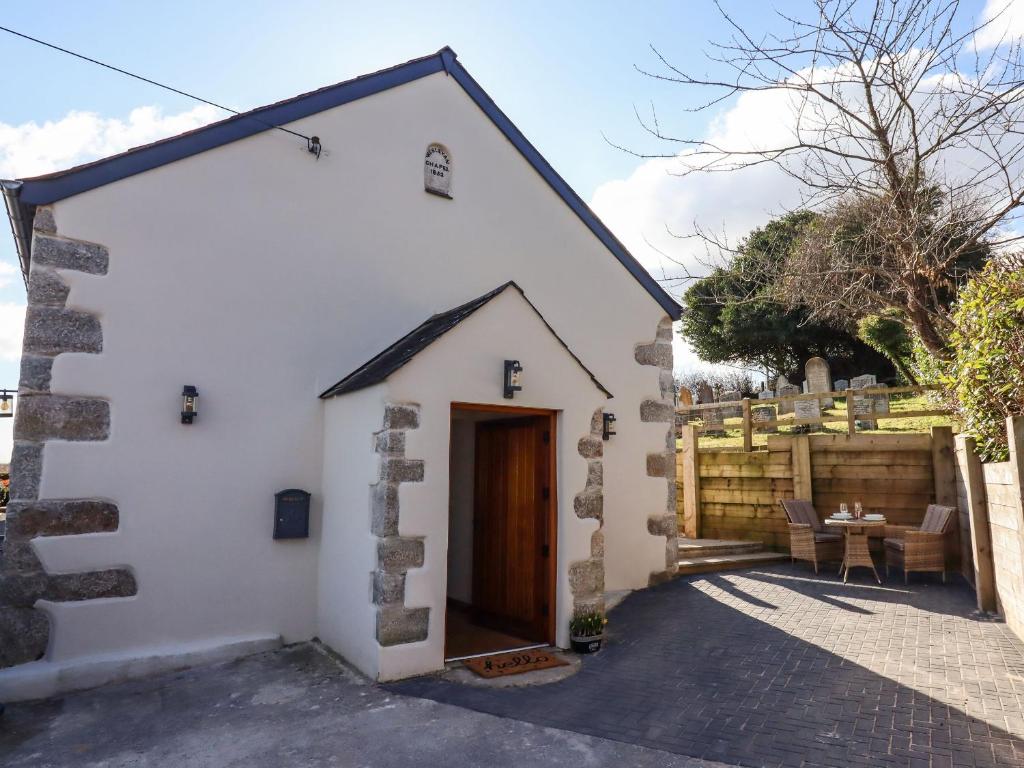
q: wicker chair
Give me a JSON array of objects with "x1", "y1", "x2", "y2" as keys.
[
  {"x1": 780, "y1": 499, "x2": 844, "y2": 574},
  {"x1": 884, "y1": 504, "x2": 956, "y2": 584}
]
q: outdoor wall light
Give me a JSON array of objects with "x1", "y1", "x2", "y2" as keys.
[
  {"x1": 0, "y1": 389, "x2": 13, "y2": 419},
  {"x1": 181, "y1": 385, "x2": 199, "y2": 424},
  {"x1": 503, "y1": 360, "x2": 523, "y2": 399},
  {"x1": 602, "y1": 412, "x2": 617, "y2": 440}
]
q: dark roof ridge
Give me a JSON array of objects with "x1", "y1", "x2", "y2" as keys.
[{"x1": 4, "y1": 46, "x2": 681, "y2": 318}]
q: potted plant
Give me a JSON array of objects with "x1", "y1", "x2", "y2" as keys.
[{"x1": 569, "y1": 611, "x2": 607, "y2": 654}]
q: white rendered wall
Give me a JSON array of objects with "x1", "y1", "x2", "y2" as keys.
[
  {"x1": 25, "y1": 69, "x2": 670, "y2": 673},
  {"x1": 319, "y1": 386, "x2": 385, "y2": 679},
  {"x1": 377, "y1": 288, "x2": 608, "y2": 680}
]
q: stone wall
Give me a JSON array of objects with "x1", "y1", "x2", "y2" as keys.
[
  {"x1": 371, "y1": 403, "x2": 429, "y2": 646},
  {"x1": 0, "y1": 207, "x2": 137, "y2": 669},
  {"x1": 569, "y1": 409, "x2": 605, "y2": 616},
  {"x1": 635, "y1": 316, "x2": 678, "y2": 583}
]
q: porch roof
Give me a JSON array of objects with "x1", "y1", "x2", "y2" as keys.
[{"x1": 319, "y1": 281, "x2": 612, "y2": 399}]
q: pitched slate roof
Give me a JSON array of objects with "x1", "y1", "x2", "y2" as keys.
[
  {"x1": 3, "y1": 47, "x2": 680, "y2": 319},
  {"x1": 320, "y1": 281, "x2": 612, "y2": 399}
]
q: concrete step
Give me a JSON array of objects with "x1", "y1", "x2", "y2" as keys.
[
  {"x1": 677, "y1": 538, "x2": 764, "y2": 559},
  {"x1": 676, "y1": 550, "x2": 790, "y2": 576}
]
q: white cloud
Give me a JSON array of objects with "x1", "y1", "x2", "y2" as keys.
[
  {"x1": 0, "y1": 102, "x2": 222, "y2": 355},
  {"x1": 591, "y1": 88, "x2": 808, "y2": 379},
  {"x1": 975, "y1": 0, "x2": 1024, "y2": 49},
  {"x1": 0, "y1": 302, "x2": 25, "y2": 361},
  {"x1": 0, "y1": 104, "x2": 221, "y2": 179}
]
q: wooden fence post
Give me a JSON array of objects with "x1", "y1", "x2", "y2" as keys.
[
  {"x1": 1006, "y1": 416, "x2": 1024, "y2": 598},
  {"x1": 932, "y1": 426, "x2": 959, "y2": 571},
  {"x1": 679, "y1": 424, "x2": 701, "y2": 539},
  {"x1": 845, "y1": 388, "x2": 856, "y2": 436},
  {"x1": 741, "y1": 397, "x2": 752, "y2": 453},
  {"x1": 679, "y1": 423, "x2": 704, "y2": 536},
  {"x1": 792, "y1": 434, "x2": 813, "y2": 502},
  {"x1": 956, "y1": 433, "x2": 996, "y2": 612}
]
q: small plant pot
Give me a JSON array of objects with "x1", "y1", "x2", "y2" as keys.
[{"x1": 570, "y1": 634, "x2": 604, "y2": 654}]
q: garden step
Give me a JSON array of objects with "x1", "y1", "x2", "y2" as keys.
[
  {"x1": 676, "y1": 550, "x2": 789, "y2": 576},
  {"x1": 677, "y1": 538, "x2": 764, "y2": 559}
]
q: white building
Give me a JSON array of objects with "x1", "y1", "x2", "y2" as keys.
[{"x1": 0, "y1": 48, "x2": 679, "y2": 699}]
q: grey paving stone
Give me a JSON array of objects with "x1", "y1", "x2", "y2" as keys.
[{"x1": 392, "y1": 563, "x2": 1024, "y2": 768}]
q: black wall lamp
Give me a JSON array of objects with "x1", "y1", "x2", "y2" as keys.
[
  {"x1": 602, "y1": 413, "x2": 617, "y2": 440},
  {"x1": 181, "y1": 385, "x2": 199, "y2": 424},
  {"x1": 0, "y1": 389, "x2": 14, "y2": 419},
  {"x1": 503, "y1": 360, "x2": 523, "y2": 399}
]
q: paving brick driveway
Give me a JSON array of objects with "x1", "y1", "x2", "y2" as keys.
[{"x1": 393, "y1": 565, "x2": 1024, "y2": 767}]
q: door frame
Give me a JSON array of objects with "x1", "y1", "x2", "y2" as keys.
[{"x1": 450, "y1": 402, "x2": 558, "y2": 645}]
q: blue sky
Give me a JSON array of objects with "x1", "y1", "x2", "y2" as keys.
[{"x1": 0, "y1": 0, "x2": 1010, "y2": 456}]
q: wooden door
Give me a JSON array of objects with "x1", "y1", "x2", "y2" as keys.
[{"x1": 472, "y1": 415, "x2": 553, "y2": 642}]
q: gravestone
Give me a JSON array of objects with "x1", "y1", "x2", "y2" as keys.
[
  {"x1": 850, "y1": 374, "x2": 876, "y2": 389},
  {"x1": 676, "y1": 386, "x2": 692, "y2": 432},
  {"x1": 424, "y1": 143, "x2": 453, "y2": 197},
  {"x1": 752, "y1": 405, "x2": 777, "y2": 433},
  {"x1": 776, "y1": 374, "x2": 790, "y2": 392},
  {"x1": 802, "y1": 380, "x2": 809, "y2": 394},
  {"x1": 696, "y1": 382, "x2": 714, "y2": 404},
  {"x1": 758, "y1": 389, "x2": 774, "y2": 400},
  {"x1": 834, "y1": 378, "x2": 849, "y2": 392},
  {"x1": 804, "y1": 357, "x2": 834, "y2": 408},
  {"x1": 719, "y1": 389, "x2": 743, "y2": 419},
  {"x1": 678, "y1": 387, "x2": 693, "y2": 407},
  {"x1": 794, "y1": 397, "x2": 821, "y2": 426},
  {"x1": 702, "y1": 405, "x2": 726, "y2": 436},
  {"x1": 850, "y1": 374, "x2": 887, "y2": 429},
  {"x1": 777, "y1": 383, "x2": 801, "y2": 414}
]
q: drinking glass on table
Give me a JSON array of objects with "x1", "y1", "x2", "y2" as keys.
[
  {"x1": 840, "y1": 502, "x2": 849, "y2": 516},
  {"x1": 854, "y1": 501, "x2": 863, "y2": 519}
]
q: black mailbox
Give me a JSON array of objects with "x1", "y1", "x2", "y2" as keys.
[{"x1": 273, "y1": 489, "x2": 310, "y2": 540}]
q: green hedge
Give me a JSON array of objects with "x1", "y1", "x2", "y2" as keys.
[{"x1": 926, "y1": 256, "x2": 1024, "y2": 461}]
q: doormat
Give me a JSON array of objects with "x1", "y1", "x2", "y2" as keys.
[{"x1": 462, "y1": 648, "x2": 569, "y2": 679}]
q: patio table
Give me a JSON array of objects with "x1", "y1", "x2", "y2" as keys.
[{"x1": 824, "y1": 517, "x2": 886, "y2": 584}]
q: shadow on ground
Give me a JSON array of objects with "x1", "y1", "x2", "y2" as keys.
[
  {"x1": 0, "y1": 643, "x2": 732, "y2": 768},
  {"x1": 391, "y1": 564, "x2": 1024, "y2": 768}
]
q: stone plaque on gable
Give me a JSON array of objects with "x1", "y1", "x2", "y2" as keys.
[
  {"x1": 424, "y1": 143, "x2": 452, "y2": 197},
  {"x1": 804, "y1": 357, "x2": 833, "y2": 408},
  {"x1": 777, "y1": 383, "x2": 800, "y2": 414}
]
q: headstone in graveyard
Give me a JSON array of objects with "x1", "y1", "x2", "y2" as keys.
[
  {"x1": 697, "y1": 382, "x2": 714, "y2": 404},
  {"x1": 850, "y1": 374, "x2": 886, "y2": 429},
  {"x1": 758, "y1": 389, "x2": 774, "y2": 399},
  {"x1": 702, "y1": 403, "x2": 726, "y2": 437},
  {"x1": 804, "y1": 356, "x2": 834, "y2": 408},
  {"x1": 777, "y1": 383, "x2": 801, "y2": 414},
  {"x1": 776, "y1": 374, "x2": 790, "y2": 391},
  {"x1": 678, "y1": 386, "x2": 693, "y2": 407},
  {"x1": 718, "y1": 389, "x2": 743, "y2": 419},
  {"x1": 834, "y1": 378, "x2": 849, "y2": 392},
  {"x1": 794, "y1": 397, "x2": 822, "y2": 429},
  {"x1": 752, "y1": 405, "x2": 777, "y2": 433},
  {"x1": 802, "y1": 380, "x2": 809, "y2": 393}
]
